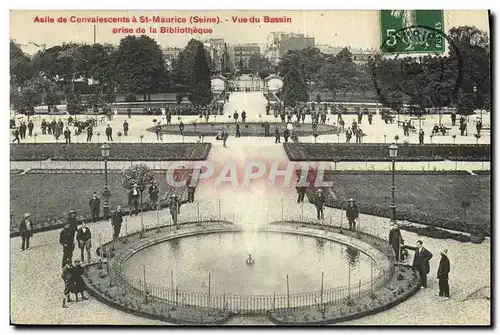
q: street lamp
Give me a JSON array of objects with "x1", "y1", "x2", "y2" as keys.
[
  {"x1": 101, "y1": 143, "x2": 111, "y2": 219},
  {"x1": 389, "y1": 143, "x2": 398, "y2": 225},
  {"x1": 473, "y1": 86, "x2": 481, "y2": 121}
]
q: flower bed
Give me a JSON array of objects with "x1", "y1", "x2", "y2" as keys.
[
  {"x1": 84, "y1": 262, "x2": 231, "y2": 325},
  {"x1": 148, "y1": 122, "x2": 338, "y2": 137},
  {"x1": 473, "y1": 170, "x2": 491, "y2": 175},
  {"x1": 284, "y1": 143, "x2": 491, "y2": 162},
  {"x1": 304, "y1": 171, "x2": 490, "y2": 236},
  {"x1": 10, "y1": 169, "x2": 196, "y2": 236},
  {"x1": 267, "y1": 264, "x2": 420, "y2": 325},
  {"x1": 10, "y1": 143, "x2": 211, "y2": 161}
]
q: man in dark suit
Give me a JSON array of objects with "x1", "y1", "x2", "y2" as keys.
[
  {"x1": 88, "y1": 193, "x2": 101, "y2": 223},
  {"x1": 315, "y1": 189, "x2": 325, "y2": 220},
  {"x1": 388, "y1": 223, "x2": 404, "y2": 261},
  {"x1": 437, "y1": 249, "x2": 451, "y2": 299},
  {"x1": 19, "y1": 212, "x2": 34, "y2": 251},
  {"x1": 67, "y1": 210, "x2": 79, "y2": 240},
  {"x1": 60, "y1": 223, "x2": 75, "y2": 267},
  {"x1": 128, "y1": 183, "x2": 140, "y2": 216},
  {"x1": 149, "y1": 183, "x2": 160, "y2": 209},
  {"x1": 111, "y1": 206, "x2": 124, "y2": 240},
  {"x1": 411, "y1": 240, "x2": 433, "y2": 289},
  {"x1": 345, "y1": 198, "x2": 359, "y2": 231},
  {"x1": 76, "y1": 222, "x2": 92, "y2": 263}
]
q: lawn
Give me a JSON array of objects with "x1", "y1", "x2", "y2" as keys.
[
  {"x1": 149, "y1": 122, "x2": 338, "y2": 137},
  {"x1": 10, "y1": 143, "x2": 211, "y2": 161},
  {"x1": 10, "y1": 170, "x2": 194, "y2": 235},
  {"x1": 306, "y1": 172, "x2": 491, "y2": 235}
]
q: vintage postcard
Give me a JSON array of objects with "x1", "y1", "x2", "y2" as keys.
[{"x1": 9, "y1": 10, "x2": 491, "y2": 326}]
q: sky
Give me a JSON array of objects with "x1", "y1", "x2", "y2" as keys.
[{"x1": 10, "y1": 10, "x2": 490, "y2": 54}]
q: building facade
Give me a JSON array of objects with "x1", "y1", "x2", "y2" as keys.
[
  {"x1": 204, "y1": 38, "x2": 228, "y2": 73},
  {"x1": 232, "y1": 44, "x2": 261, "y2": 70},
  {"x1": 277, "y1": 33, "x2": 315, "y2": 57}
]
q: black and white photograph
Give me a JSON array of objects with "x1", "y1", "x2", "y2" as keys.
[{"x1": 8, "y1": 9, "x2": 491, "y2": 326}]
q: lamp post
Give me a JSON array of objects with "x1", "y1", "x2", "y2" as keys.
[
  {"x1": 473, "y1": 86, "x2": 480, "y2": 121},
  {"x1": 101, "y1": 143, "x2": 111, "y2": 219},
  {"x1": 389, "y1": 143, "x2": 398, "y2": 225}
]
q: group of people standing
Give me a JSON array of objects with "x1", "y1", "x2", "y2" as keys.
[{"x1": 388, "y1": 224, "x2": 451, "y2": 299}]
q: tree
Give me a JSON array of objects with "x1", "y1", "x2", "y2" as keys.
[
  {"x1": 186, "y1": 40, "x2": 212, "y2": 106},
  {"x1": 278, "y1": 47, "x2": 325, "y2": 88},
  {"x1": 122, "y1": 164, "x2": 156, "y2": 214},
  {"x1": 10, "y1": 41, "x2": 33, "y2": 87},
  {"x1": 282, "y1": 62, "x2": 308, "y2": 107},
  {"x1": 114, "y1": 35, "x2": 166, "y2": 101},
  {"x1": 448, "y1": 26, "x2": 490, "y2": 114},
  {"x1": 65, "y1": 92, "x2": 85, "y2": 114},
  {"x1": 248, "y1": 53, "x2": 261, "y2": 73},
  {"x1": 10, "y1": 86, "x2": 41, "y2": 115}
]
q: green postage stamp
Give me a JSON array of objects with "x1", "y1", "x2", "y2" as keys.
[{"x1": 380, "y1": 10, "x2": 445, "y2": 54}]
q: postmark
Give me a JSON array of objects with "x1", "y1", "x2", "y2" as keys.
[{"x1": 380, "y1": 10, "x2": 445, "y2": 54}]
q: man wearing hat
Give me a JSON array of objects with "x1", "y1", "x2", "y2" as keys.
[
  {"x1": 315, "y1": 189, "x2": 325, "y2": 220},
  {"x1": 411, "y1": 240, "x2": 433, "y2": 289},
  {"x1": 67, "y1": 210, "x2": 79, "y2": 240},
  {"x1": 128, "y1": 183, "x2": 140, "y2": 216},
  {"x1": 88, "y1": 192, "x2": 101, "y2": 223},
  {"x1": 111, "y1": 206, "x2": 124, "y2": 240},
  {"x1": 60, "y1": 223, "x2": 75, "y2": 267},
  {"x1": 76, "y1": 222, "x2": 92, "y2": 263},
  {"x1": 19, "y1": 212, "x2": 34, "y2": 251},
  {"x1": 345, "y1": 198, "x2": 359, "y2": 231},
  {"x1": 169, "y1": 195, "x2": 180, "y2": 225},
  {"x1": 388, "y1": 222, "x2": 405, "y2": 261},
  {"x1": 437, "y1": 249, "x2": 451, "y2": 299}
]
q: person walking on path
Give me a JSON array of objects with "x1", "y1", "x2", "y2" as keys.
[
  {"x1": 128, "y1": 184, "x2": 140, "y2": 216},
  {"x1": 67, "y1": 210, "x2": 79, "y2": 240},
  {"x1": 88, "y1": 192, "x2": 101, "y2": 223},
  {"x1": 123, "y1": 120, "x2": 129, "y2": 136},
  {"x1": 410, "y1": 240, "x2": 433, "y2": 289},
  {"x1": 222, "y1": 130, "x2": 228, "y2": 147},
  {"x1": 315, "y1": 189, "x2": 325, "y2": 220},
  {"x1": 233, "y1": 111, "x2": 239, "y2": 122},
  {"x1": 476, "y1": 118, "x2": 482, "y2": 136},
  {"x1": 235, "y1": 123, "x2": 241, "y2": 138},
  {"x1": 86, "y1": 125, "x2": 93, "y2": 142},
  {"x1": 155, "y1": 122, "x2": 162, "y2": 140},
  {"x1": 345, "y1": 198, "x2": 359, "y2": 231},
  {"x1": 111, "y1": 206, "x2": 124, "y2": 240},
  {"x1": 19, "y1": 212, "x2": 34, "y2": 251},
  {"x1": 12, "y1": 128, "x2": 20, "y2": 143},
  {"x1": 388, "y1": 223, "x2": 404, "y2": 261},
  {"x1": 105, "y1": 124, "x2": 113, "y2": 141},
  {"x1": 241, "y1": 111, "x2": 246, "y2": 123},
  {"x1": 61, "y1": 260, "x2": 74, "y2": 308},
  {"x1": 27, "y1": 120, "x2": 34, "y2": 136},
  {"x1": 60, "y1": 223, "x2": 75, "y2": 268},
  {"x1": 275, "y1": 127, "x2": 281, "y2": 143},
  {"x1": 187, "y1": 176, "x2": 196, "y2": 203},
  {"x1": 64, "y1": 127, "x2": 71, "y2": 144},
  {"x1": 284, "y1": 128, "x2": 290, "y2": 143},
  {"x1": 345, "y1": 127, "x2": 352, "y2": 143},
  {"x1": 419, "y1": 129, "x2": 425, "y2": 144},
  {"x1": 437, "y1": 249, "x2": 451, "y2": 299},
  {"x1": 71, "y1": 259, "x2": 88, "y2": 301},
  {"x1": 149, "y1": 183, "x2": 160, "y2": 210},
  {"x1": 76, "y1": 222, "x2": 92, "y2": 263},
  {"x1": 41, "y1": 119, "x2": 47, "y2": 134}
]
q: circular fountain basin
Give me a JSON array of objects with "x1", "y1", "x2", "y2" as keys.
[{"x1": 122, "y1": 231, "x2": 374, "y2": 296}]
